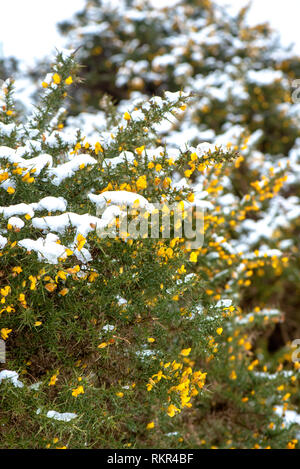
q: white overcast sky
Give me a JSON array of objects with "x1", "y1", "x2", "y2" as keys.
[{"x1": 0, "y1": 0, "x2": 299, "y2": 67}]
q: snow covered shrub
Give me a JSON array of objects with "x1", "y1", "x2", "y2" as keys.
[
  {"x1": 58, "y1": 0, "x2": 298, "y2": 152},
  {"x1": 56, "y1": 0, "x2": 300, "y2": 341},
  {"x1": 0, "y1": 52, "x2": 299, "y2": 449}
]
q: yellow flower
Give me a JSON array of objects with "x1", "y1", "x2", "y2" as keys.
[
  {"x1": 42, "y1": 82, "x2": 48, "y2": 88},
  {"x1": 12, "y1": 267, "x2": 22, "y2": 274},
  {"x1": 163, "y1": 177, "x2": 171, "y2": 188},
  {"x1": 59, "y1": 288, "x2": 69, "y2": 296},
  {"x1": 146, "y1": 422, "x2": 155, "y2": 430},
  {"x1": 29, "y1": 275, "x2": 37, "y2": 290},
  {"x1": 98, "y1": 342, "x2": 108, "y2": 349},
  {"x1": 56, "y1": 271, "x2": 67, "y2": 281},
  {"x1": 1, "y1": 286, "x2": 11, "y2": 297},
  {"x1": 180, "y1": 348, "x2": 191, "y2": 357},
  {"x1": 189, "y1": 252, "x2": 198, "y2": 263},
  {"x1": 65, "y1": 76, "x2": 73, "y2": 85},
  {"x1": 166, "y1": 247, "x2": 173, "y2": 258},
  {"x1": 35, "y1": 321, "x2": 42, "y2": 327},
  {"x1": 76, "y1": 233, "x2": 86, "y2": 251},
  {"x1": 136, "y1": 175, "x2": 147, "y2": 191},
  {"x1": 95, "y1": 142, "x2": 104, "y2": 154},
  {"x1": 70, "y1": 142, "x2": 82, "y2": 155},
  {"x1": 216, "y1": 328, "x2": 223, "y2": 335},
  {"x1": 287, "y1": 441, "x2": 296, "y2": 449},
  {"x1": 53, "y1": 73, "x2": 61, "y2": 85},
  {"x1": 89, "y1": 272, "x2": 99, "y2": 282},
  {"x1": 148, "y1": 338, "x2": 155, "y2": 343},
  {"x1": 49, "y1": 372, "x2": 59, "y2": 386},
  {"x1": 45, "y1": 283, "x2": 57, "y2": 293},
  {"x1": 1, "y1": 328, "x2": 12, "y2": 340},
  {"x1": 0, "y1": 172, "x2": 9, "y2": 182},
  {"x1": 72, "y1": 385, "x2": 84, "y2": 397},
  {"x1": 67, "y1": 265, "x2": 80, "y2": 274},
  {"x1": 7, "y1": 187, "x2": 15, "y2": 194},
  {"x1": 167, "y1": 404, "x2": 180, "y2": 418},
  {"x1": 124, "y1": 112, "x2": 131, "y2": 121},
  {"x1": 116, "y1": 392, "x2": 124, "y2": 398},
  {"x1": 135, "y1": 145, "x2": 145, "y2": 156}
]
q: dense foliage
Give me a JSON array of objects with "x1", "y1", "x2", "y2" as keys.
[
  {"x1": 0, "y1": 0, "x2": 300, "y2": 449},
  {"x1": 57, "y1": 0, "x2": 300, "y2": 341}
]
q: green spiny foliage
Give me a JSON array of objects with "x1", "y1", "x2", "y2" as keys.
[
  {"x1": 55, "y1": 0, "x2": 300, "y2": 342},
  {"x1": 0, "y1": 52, "x2": 299, "y2": 450}
]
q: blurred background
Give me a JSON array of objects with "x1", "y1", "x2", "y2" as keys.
[{"x1": 0, "y1": 1, "x2": 300, "y2": 65}]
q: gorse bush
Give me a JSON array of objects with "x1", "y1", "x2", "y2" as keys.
[
  {"x1": 0, "y1": 51, "x2": 299, "y2": 449},
  {"x1": 56, "y1": 0, "x2": 300, "y2": 342},
  {"x1": 59, "y1": 0, "x2": 298, "y2": 154}
]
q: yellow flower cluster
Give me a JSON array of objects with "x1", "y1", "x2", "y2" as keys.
[{"x1": 147, "y1": 353, "x2": 207, "y2": 418}]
